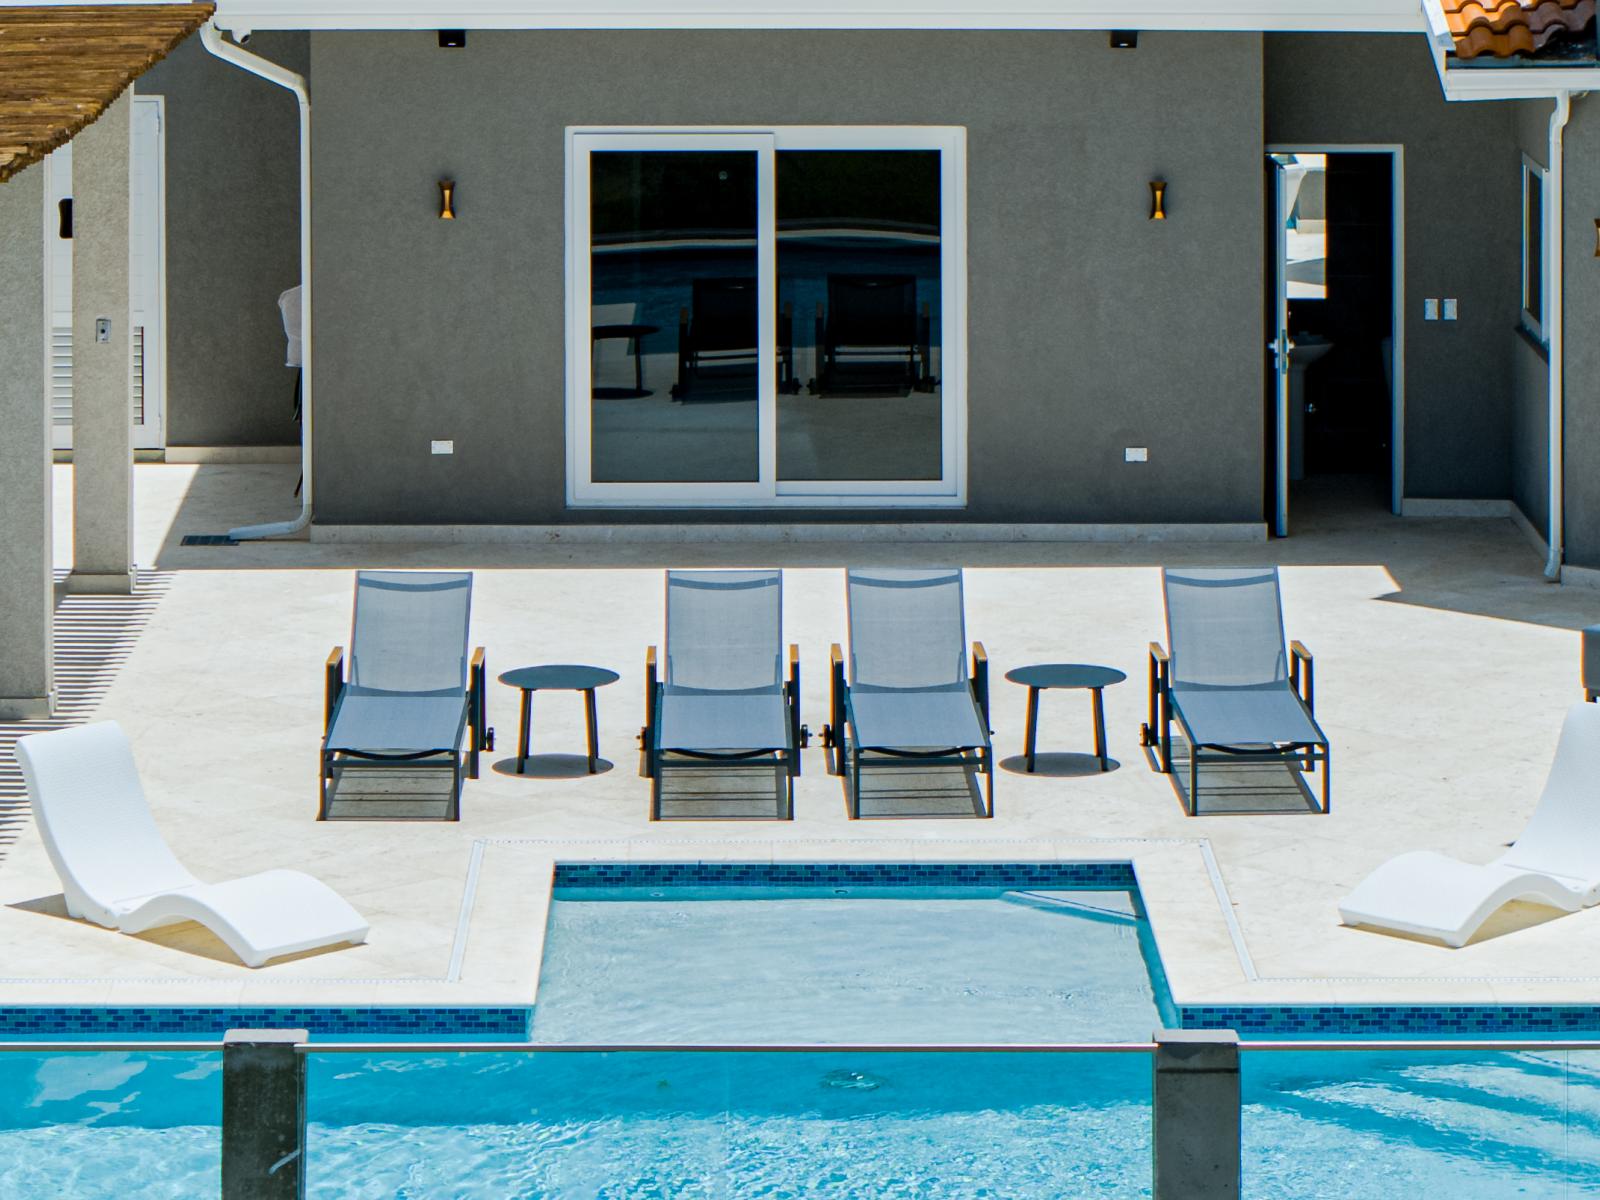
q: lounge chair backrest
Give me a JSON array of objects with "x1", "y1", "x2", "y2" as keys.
[
  {"x1": 1503, "y1": 702, "x2": 1600, "y2": 883},
  {"x1": 349, "y1": 570, "x2": 473, "y2": 694},
  {"x1": 691, "y1": 276, "x2": 759, "y2": 352},
  {"x1": 828, "y1": 274, "x2": 917, "y2": 345},
  {"x1": 1163, "y1": 567, "x2": 1289, "y2": 689},
  {"x1": 665, "y1": 569, "x2": 782, "y2": 691},
  {"x1": 15, "y1": 722, "x2": 198, "y2": 925},
  {"x1": 847, "y1": 567, "x2": 967, "y2": 689}
]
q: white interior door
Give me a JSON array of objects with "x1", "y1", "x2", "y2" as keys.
[
  {"x1": 43, "y1": 94, "x2": 166, "y2": 451},
  {"x1": 1268, "y1": 157, "x2": 1291, "y2": 538}
]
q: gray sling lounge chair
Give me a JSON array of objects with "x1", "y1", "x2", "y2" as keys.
[
  {"x1": 320, "y1": 571, "x2": 489, "y2": 821},
  {"x1": 643, "y1": 570, "x2": 802, "y2": 820},
  {"x1": 827, "y1": 568, "x2": 993, "y2": 819},
  {"x1": 1139, "y1": 567, "x2": 1328, "y2": 816}
]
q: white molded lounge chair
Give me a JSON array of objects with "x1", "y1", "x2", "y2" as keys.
[
  {"x1": 1340, "y1": 703, "x2": 1600, "y2": 948},
  {"x1": 16, "y1": 722, "x2": 369, "y2": 967}
]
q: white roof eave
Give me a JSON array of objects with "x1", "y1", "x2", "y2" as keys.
[{"x1": 210, "y1": 0, "x2": 1429, "y2": 32}]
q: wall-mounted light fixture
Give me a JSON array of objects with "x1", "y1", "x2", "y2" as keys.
[
  {"x1": 1593, "y1": 217, "x2": 1599, "y2": 257},
  {"x1": 438, "y1": 29, "x2": 466, "y2": 48},
  {"x1": 439, "y1": 179, "x2": 456, "y2": 220},
  {"x1": 58, "y1": 197, "x2": 73, "y2": 239},
  {"x1": 1149, "y1": 179, "x2": 1167, "y2": 221},
  {"x1": 1110, "y1": 30, "x2": 1138, "y2": 49}
]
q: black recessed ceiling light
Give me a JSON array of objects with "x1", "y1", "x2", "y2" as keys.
[
  {"x1": 438, "y1": 29, "x2": 466, "y2": 48},
  {"x1": 1110, "y1": 30, "x2": 1138, "y2": 49}
]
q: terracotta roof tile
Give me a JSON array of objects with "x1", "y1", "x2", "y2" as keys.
[
  {"x1": 0, "y1": 4, "x2": 215, "y2": 184},
  {"x1": 1442, "y1": 0, "x2": 1596, "y2": 59}
]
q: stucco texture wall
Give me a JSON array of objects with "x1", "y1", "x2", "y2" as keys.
[
  {"x1": 308, "y1": 30, "x2": 1265, "y2": 526},
  {"x1": 1265, "y1": 33, "x2": 1525, "y2": 503},
  {"x1": 138, "y1": 32, "x2": 306, "y2": 447},
  {"x1": 1561, "y1": 104, "x2": 1600, "y2": 567}
]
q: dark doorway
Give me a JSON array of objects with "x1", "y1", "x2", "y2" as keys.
[{"x1": 1266, "y1": 150, "x2": 1397, "y2": 529}]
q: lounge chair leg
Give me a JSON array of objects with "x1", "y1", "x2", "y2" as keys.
[
  {"x1": 1188, "y1": 746, "x2": 1199, "y2": 817},
  {"x1": 1322, "y1": 750, "x2": 1331, "y2": 815},
  {"x1": 317, "y1": 748, "x2": 330, "y2": 821},
  {"x1": 985, "y1": 747, "x2": 995, "y2": 818},
  {"x1": 850, "y1": 745, "x2": 862, "y2": 820},
  {"x1": 650, "y1": 763, "x2": 661, "y2": 821}
]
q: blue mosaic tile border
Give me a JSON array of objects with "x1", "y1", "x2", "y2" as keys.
[
  {"x1": 0, "y1": 1006, "x2": 531, "y2": 1039},
  {"x1": 1182, "y1": 1004, "x2": 1600, "y2": 1037},
  {"x1": 553, "y1": 860, "x2": 1138, "y2": 889}
]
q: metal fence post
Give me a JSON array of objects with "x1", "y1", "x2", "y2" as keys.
[
  {"x1": 1153, "y1": 1028, "x2": 1240, "y2": 1200},
  {"x1": 222, "y1": 1028, "x2": 308, "y2": 1200}
]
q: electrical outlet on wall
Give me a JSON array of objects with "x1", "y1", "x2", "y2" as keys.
[
  {"x1": 431, "y1": 440, "x2": 454, "y2": 455},
  {"x1": 1423, "y1": 299, "x2": 1440, "y2": 321},
  {"x1": 1443, "y1": 298, "x2": 1458, "y2": 321},
  {"x1": 1125, "y1": 447, "x2": 1149, "y2": 463}
]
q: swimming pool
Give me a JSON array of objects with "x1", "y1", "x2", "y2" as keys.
[
  {"x1": 531, "y1": 870, "x2": 1174, "y2": 1044},
  {"x1": 3, "y1": 1045, "x2": 1600, "y2": 1197}
]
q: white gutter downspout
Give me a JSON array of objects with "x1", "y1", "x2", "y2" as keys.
[
  {"x1": 1546, "y1": 92, "x2": 1570, "y2": 580},
  {"x1": 199, "y1": 22, "x2": 312, "y2": 541}
]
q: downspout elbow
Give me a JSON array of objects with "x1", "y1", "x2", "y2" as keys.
[{"x1": 199, "y1": 22, "x2": 313, "y2": 541}]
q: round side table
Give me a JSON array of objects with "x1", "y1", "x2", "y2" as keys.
[
  {"x1": 499, "y1": 664, "x2": 620, "y2": 775},
  {"x1": 1004, "y1": 663, "x2": 1127, "y2": 773}
]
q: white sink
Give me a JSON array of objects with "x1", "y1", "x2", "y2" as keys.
[{"x1": 1288, "y1": 337, "x2": 1332, "y2": 481}]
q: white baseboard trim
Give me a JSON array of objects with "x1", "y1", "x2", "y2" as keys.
[
  {"x1": 162, "y1": 446, "x2": 301, "y2": 464},
  {"x1": 1561, "y1": 563, "x2": 1600, "y2": 590},
  {"x1": 1401, "y1": 497, "x2": 1554, "y2": 565},
  {"x1": 1509, "y1": 502, "x2": 1550, "y2": 559},
  {"x1": 1399, "y1": 498, "x2": 1514, "y2": 518},
  {"x1": 312, "y1": 521, "x2": 1268, "y2": 546}
]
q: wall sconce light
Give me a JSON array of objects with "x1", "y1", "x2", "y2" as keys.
[
  {"x1": 439, "y1": 179, "x2": 456, "y2": 220},
  {"x1": 1149, "y1": 179, "x2": 1167, "y2": 221},
  {"x1": 438, "y1": 29, "x2": 466, "y2": 48},
  {"x1": 1110, "y1": 30, "x2": 1138, "y2": 49},
  {"x1": 1593, "y1": 217, "x2": 1599, "y2": 257}
]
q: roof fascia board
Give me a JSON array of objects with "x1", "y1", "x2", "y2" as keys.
[
  {"x1": 1441, "y1": 66, "x2": 1600, "y2": 100},
  {"x1": 212, "y1": 0, "x2": 1426, "y2": 32}
]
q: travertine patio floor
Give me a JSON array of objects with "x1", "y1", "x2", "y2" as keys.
[{"x1": 1, "y1": 464, "x2": 1596, "y2": 1019}]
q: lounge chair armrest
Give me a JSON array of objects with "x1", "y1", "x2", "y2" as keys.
[
  {"x1": 324, "y1": 647, "x2": 345, "y2": 733},
  {"x1": 971, "y1": 641, "x2": 990, "y2": 729},
  {"x1": 470, "y1": 647, "x2": 488, "y2": 749},
  {"x1": 828, "y1": 643, "x2": 845, "y2": 749},
  {"x1": 644, "y1": 645, "x2": 659, "y2": 740},
  {"x1": 1290, "y1": 640, "x2": 1314, "y2": 713},
  {"x1": 1142, "y1": 642, "x2": 1169, "y2": 749},
  {"x1": 787, "y1": 643, "x2": 802, "y2": 747}
]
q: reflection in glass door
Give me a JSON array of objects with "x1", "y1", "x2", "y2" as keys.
[
  {"x1": 777, "y1": 150, "x2": 942, "y2": 482},
  {"x1": 570, "y1": 128, "x2": 963, "y2": 506},
  {"x1": 588, "y1": 147, "x2": 763, "y2": 483}
]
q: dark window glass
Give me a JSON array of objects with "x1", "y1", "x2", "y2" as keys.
[
  {"x1": 589, "y1": 151, "x2": 759, "y2": 483},
  {"x1": 1525, "y1": 170, "x2": 1543, "y2": 327},
  {"x1": 775, "y1": 150, "x2": 943, "y2": 482}
]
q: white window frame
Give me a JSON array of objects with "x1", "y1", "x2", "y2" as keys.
[
  {"x1": 1522, "y1": 153, "x2": 1547, "y2": 344},
  {"x1": 565, "y1": 125, "x2": 967, "y2": 508}
]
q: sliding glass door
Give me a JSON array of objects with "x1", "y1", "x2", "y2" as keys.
[{"x1": 569, "y1": 128, "x2": 964, "y2": 507}]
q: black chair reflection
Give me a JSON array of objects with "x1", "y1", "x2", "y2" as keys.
[
  {"x1": 810, "y1": 273, "x2": 935, "y2": 397},
  {"x1": 672, "y1": 276, "x2": 797, "y2": 401}
]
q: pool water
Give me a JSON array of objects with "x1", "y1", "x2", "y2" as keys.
[
  {"x1": 530, "y1": 884, "x2": 1175, "y2": 1044},
  {"x1": 4, "y1": 1048, "x2": 1600, "y2": 1197}
]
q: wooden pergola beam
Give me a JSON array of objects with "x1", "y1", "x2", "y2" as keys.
[{"x1": 0, "y1": 3, "x2": 215, "y2": 183}]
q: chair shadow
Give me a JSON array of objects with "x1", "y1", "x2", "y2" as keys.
[
  {"x1": 652, "y1": 759, "x2": 792, "y2": 821},
  {"x1": 1146, "y1": 742, "x2": 1323, "y2": 816},
  {"x1": 7, "y1": 894, "x2": 353, "y2": 966},
  {"x1": 829, "y1": 751, "x2": 989, "y2": 819}
]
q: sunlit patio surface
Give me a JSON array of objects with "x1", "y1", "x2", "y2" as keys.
[{"x1": 0, "y1": 462, "x2": 1596, "y2": 1016}]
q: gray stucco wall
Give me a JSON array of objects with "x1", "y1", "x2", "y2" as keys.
[
  {"x1": 1512, "y1": 100, "x2": 1552, "y2": 541},
  {"x1": 1264, "y1": 34, "x2": 1525, "y2": 503},
  {"x1": 309, "y1": 30, "x2": 1265, "y2": 526},
  {"x1": 1562, "y1": 104, "x2": 1600, "y2": 567},
  {"x1": 138, "y1": 32, "x2": 306, "y2": 447}
]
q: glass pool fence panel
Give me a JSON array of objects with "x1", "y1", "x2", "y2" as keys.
[
  {"x1": 1241, "y1": 1047, "x2": 1600, "y2": 1199},
  {"x1": 304, "y1": 1047, "x2": 1154, "y2": 1198},
  {"x1": 0, "y1": 1048, "x2": 223, "y2": 1198}
]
